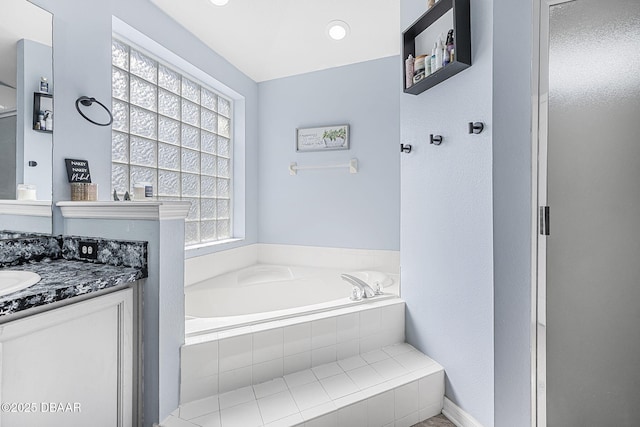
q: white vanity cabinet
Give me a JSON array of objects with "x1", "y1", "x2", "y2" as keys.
[{"x1": 0, "y1": 288, "x2": 134, "y2": 427}]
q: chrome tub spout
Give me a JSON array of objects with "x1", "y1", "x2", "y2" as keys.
[{"x1": 341, "y1": 273, "x2": 376, "y2": 300}]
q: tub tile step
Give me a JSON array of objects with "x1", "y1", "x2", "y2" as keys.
[{"x1": 166, "y1": 343, "x2": 444, "y2": 427}]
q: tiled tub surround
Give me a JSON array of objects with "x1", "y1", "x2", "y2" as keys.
[
  {"x1": 0, "y1": 231, "x2": 147, "y2": 317},
  {"x1": 181, "y1": 299, "x2": 406, "y2": 402},
  {"x1": 172, "y1": 341, "x2": 443, "y2": 427},
  {"x1": 185, "y1": 265, "x2": 400, "y2": 335},
  {"x1": 174, "y1": 246, "x2": 445, "y2": 426},
  {"x1": 185, "y1": 244, "x2": 400, "y2": 288}
]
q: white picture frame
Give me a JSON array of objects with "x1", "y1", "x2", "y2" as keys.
[{"x1": 296, "y1": 124, "x2": 350, "y2": 152}]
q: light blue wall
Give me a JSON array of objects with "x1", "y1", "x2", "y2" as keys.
[
  {"x1": 257, "y1": 57, "x2": 400, "y2": 250},
  {"x1": 17, "y1": 39, "x2": 53, "y2": 201},
  {"x1": 0, "y1": 214, "x2": 51, "y2": 234},
  {"x1": 16, "y1": 0, "x2": 535, "y2": 425},
  {"x1": 492, "y1": 0, "x2": 532, "y2": 425},
  {"x1": 26, "y1": 0, "x2": 259, "y2": 424},
  {"x1": 400, "y1": 0, "x2": 495, "y2": 426},
  {"x1": 29, "y1": 0, "x2": 259, "y2": 245}
]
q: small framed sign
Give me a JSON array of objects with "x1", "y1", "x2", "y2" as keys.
[
  {"x1": 296, "y1": 124, "x2": 349, "y2": 152},
  {"x1": 64, "y1": 158, "x2": 92, "y2": 183}
]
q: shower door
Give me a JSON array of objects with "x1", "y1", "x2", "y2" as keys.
[{"x1": 537, "y1": 0, "x2": 640, "y2": 425}]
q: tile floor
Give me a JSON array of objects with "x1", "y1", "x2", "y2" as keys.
[
  {"x1": 163, "y1": 343, "x2": 443, "y2": 427},
  {"x1": 411, "y1": 414, "x2": 456, "y2": 427}
]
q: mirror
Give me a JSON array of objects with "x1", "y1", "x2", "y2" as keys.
[{"x1": 0, "y1": 0, "x2": 53, "y2": 206}]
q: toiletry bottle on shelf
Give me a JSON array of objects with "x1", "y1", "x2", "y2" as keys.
[
  {"x1": 38, "y1": 112, "x2": 45, "y2": 130},
  {"x1": 44, "y1": 111, "x2": 52, "y2": 131},
  {"x1": 405, "y1": 54, "x2": 414, "y2": 88},
  {"x1": 445, "y1": 29, "x2": 455, "y2": 65},
  {"x1": 413, "y1": 55, "x2": 427, "y2": 84},
  {"x1": 435, "y1": 36, "x2": 444, "y2": 71},
  {"x1": 430, "y1": 43, "x2": 437, "y2": 74}
]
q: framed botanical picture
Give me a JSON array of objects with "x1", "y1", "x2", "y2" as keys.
[{"x1": 296, "y1": 124, "x2": 349, "y2": 152}]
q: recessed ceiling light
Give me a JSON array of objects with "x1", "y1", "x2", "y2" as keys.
[
  {"x1": 327, "y1": 20, "x2": 350, "y2": 41},
  {"x1": 209, "y1": 0, "x2": 229, "y2": 6}
]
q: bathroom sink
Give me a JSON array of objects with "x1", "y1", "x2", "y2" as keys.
[{"x1": 0, "y1": 271, "x2": 41, "y2": 297}]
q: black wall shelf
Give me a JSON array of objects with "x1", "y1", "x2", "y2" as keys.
[
  {"x1": 33, "y1": 92, "x2": 53, "y2": 132},
  {"x1": 402, "y1": 0, "x2": 471, "y2": 95}
]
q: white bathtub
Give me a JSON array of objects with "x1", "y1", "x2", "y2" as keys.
[{"x1": 185, "y1": 264, "x2": 399, "y2": 336}]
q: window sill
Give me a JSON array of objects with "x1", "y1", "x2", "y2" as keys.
[{"x1": 185, "y1": 238, "x2": 245, "y2": 259}]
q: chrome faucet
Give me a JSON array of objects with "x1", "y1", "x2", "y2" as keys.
[{"x1": 341, "y1": 273, "x2": 377, "y2": 300}]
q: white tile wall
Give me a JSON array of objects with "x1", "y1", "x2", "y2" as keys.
[
  {"x1": 219, "y1": 386, "x2": 255, "y2": 410},
  {"x1": 180, "y1": 300, "x2": 405, "y2": 404},
  {"x1": 219, "y1": 400, "x2": 262, "y2": 427},
  {"x1": 290, "y1": 381, "x2": 331, "y2": 411},
  {"x1": 283, "y1": 369, "x2": 316, "y2": 389},
  {"x1": 283, "y1": 352, "x2": 312, "y2": 375},
  {"x1": 311, "y1": 345, "x2": 337, "y2": 366},
  {"x1": 360, "y1": 308, "x2": 382, "y2": 337},
  {"x1": 395, "y1": 381, "x2": 420, "y2": 419},
  {"x1": 311, "y1": 362, "x2": 343, "y2": 380},
  {"x1": 337, "y1": 401, "x2": 368, "y2": 427},
  {"x1": 253, "y1": 359, "x2": 284, "y2": 384},
  {"x1": 180, "y1": 341, "x2": 218, "y2": 382},
  {"x1": 336, "y1": 340, "x2": 359, "y2": 360},
  {"x1": 168, "y1": 344, "x2": 444, "y2": 427},
  {"x1": 395, "y1": 411, "x2": 420, "y2": 427},
  {"x1": 311, "y1": 318, "x2": 337, "y2": 349},
  {"x1": 218, "y1": 366, "x2": 252, "y2": 394},
  {"x1": 360, "y1": 334, "x2": 384, "y2": 353},
  {"x1": 283, "y1": 323, "x2": 311, "y2": 356},
  {"x1": 257, "y1": 244, "x2": 400, "y2": 274},
  {"x1": 179, "y1": 374, "x2": 218, "y2": 404},
  {"x1": 219, "y1": 335, "x2": 252, "y2": 372},
  {"x1": 253, "y1": 378, "x2": 288, "y2": 399},
  {"x1": 179, "y1": 395, "x2": 219, "y2": 420},
  {"x1": 367, "y1": 390, "x2": 395, "y2": 427},
  {"x1": 336, "y1": 313, "x2": 359, "y2": 343},
  {"x1": 319, "y1": 373, "x2": 359, "y2": 400},
  {"x1": 257, "y1": 390, "x2": 299, "y2": 424},
  {"x1": 185, "y1": 244, "x2": 258, "y2": 286},
  {"x1": 253, "y1": 328, "x2": 284, "y2": 364},
  {"x1": 371, "y1": 358, "x2": 408, "y2": 381},
  {"x1": 337, "y1": 355, "x2": 367, "y2": 372},
  {"x1": 304, "y1": 409, "x2": 338, "y2": 427},
  {"x1": 300, "y1": 401, "x2": 337, "y2": 422},
  {"x1": 191, "y1": 411, "x2": 221, "y2": 427},
  {"x1": 346, "y1": 365, "x2": 384, "y2": 390}
]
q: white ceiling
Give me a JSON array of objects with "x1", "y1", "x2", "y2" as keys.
[
  {"x1": 0, "y1": 0, "x2": 51, "y2": 112},
  {"x1": 150, "y1": 0, "x2": 401, "y2": 82}
]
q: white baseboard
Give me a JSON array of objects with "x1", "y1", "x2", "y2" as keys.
[{"x1": 442, "y1": 397, "x2": 485, "y2": 427}]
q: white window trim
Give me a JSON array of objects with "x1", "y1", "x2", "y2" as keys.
[{"x1": 112, "y1": 16, "x2": 246, "y2": 254}]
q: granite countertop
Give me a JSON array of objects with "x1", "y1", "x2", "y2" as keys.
[{"x1": 0, "y1": 259, "x2": 145, "y2": 318}]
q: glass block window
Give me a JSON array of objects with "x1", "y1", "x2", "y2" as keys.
[{"x1": 111, "y1": 38, "x2": 233, "y2": 246}]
